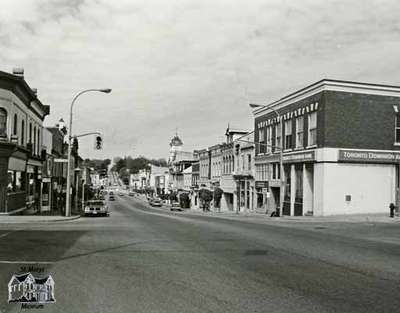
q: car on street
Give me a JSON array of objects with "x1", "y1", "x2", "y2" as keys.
[
  {"x1": 128, "y1": 191, "x2": 135, "y2": 196},
  {"x1": 149, "y1": 197, "x2": 163, "y2": 207},
  {"x1": 84, "y1": 200, "x2": 109, "y2": 216},
  {"x1": 170, "y1": 201, "x2": 182, "y2": 211}
]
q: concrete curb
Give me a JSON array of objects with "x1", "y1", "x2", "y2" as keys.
[{"x1": 0, "y1": 215, "x2": 81, "y2": 224}]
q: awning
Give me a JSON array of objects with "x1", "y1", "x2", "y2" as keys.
[
  {"x1": 8, "y1": 157, "x2": 26, "y2": 172},
  {"x1": 27, "y1": 159, "x2": 43, "y2": 167}
]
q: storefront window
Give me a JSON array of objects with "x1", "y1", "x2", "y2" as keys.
[
  {"x1": 295, "y1": 165, "x2": 303, "y2": 202},
  {"x1": 28, "y1": 174, "x2": 34, "y2": 196},
  {"x1": 257, "y1": 190, "x2": 263, "y2": 209},
  {"x1": 284, "y1": 166, "x2": 291, "y2": 202},
  {"x1": 42, "y1": 182, "x2": 50, "y2": 207},
  {"x1": 7, "y1": 171, "x2": 25, "y2": 193}
]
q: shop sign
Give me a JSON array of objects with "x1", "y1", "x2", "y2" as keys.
[
  {"x1": 54, "y1": 158, "x2": 68, "y2": 163},
  {"x1": 255, "y1": 181, "x2": 268, "y2": 188},
  {"x1": 283, "y1": 151, "x2": 315, "y2": 163},
  {"x1": 338, "y1": 150, "x2": 400, "y2": 163}
]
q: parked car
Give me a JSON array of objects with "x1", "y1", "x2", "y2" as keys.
[
  {"x1": 170, "y1": 201, "x2": 182, "y2": 211},
  {"x1": 150, "y1": 197, "x2": 162, "y2": 207},
  {"x1": 109, "y1": 194, "x2": 115, "y2": 201},
  {"x1": 84, "y1": 200, "x2": 109, "y2": 216}
]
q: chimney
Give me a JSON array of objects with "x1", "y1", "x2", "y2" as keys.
[
  {"x1": 31, "y1": 88, "x2": 37, "y2": 96},
  {"x1": 12, "y1": 68, "x2": 24, "y2": 77}
]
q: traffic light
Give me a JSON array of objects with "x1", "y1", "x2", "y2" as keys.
[{"x1": 95, "y1": 135, "x2": 103, "y2": 150}]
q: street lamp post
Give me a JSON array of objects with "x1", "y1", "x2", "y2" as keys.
[
  {"x1": 249, "y1": 103, "x2": 284, "y2": 217},
  {"x1": 65, "y1": 88, "x2": 111, "y2": 217}
]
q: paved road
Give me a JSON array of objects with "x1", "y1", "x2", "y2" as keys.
[{"x1": 0, "y1": 195, "x2": 399, "y2": 313}]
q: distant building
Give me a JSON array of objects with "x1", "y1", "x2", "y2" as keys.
[
  {"x1": 209, "y1": 144, "x2": 222, "y2": 187},
  {"x1": 233, "y1": 132, "x2": 255, "y2": 212},
  {"x1": 149, "y1": 165, "x2": 169, "y2": 195},
  {"x1": 198, "y1": 149, "x2": 210, "y2": 188},
  {"x1": 167, "y1": 132, "x2": 197, "y2": 191}
]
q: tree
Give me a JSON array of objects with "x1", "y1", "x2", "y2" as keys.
[
  {"x1": 179, "y1": 192, "x2": 190, "y2": 208},
  {"x1": 213, "y1": 187, "x2": 223, "y2": 208},
  {"x1": 110, "y1": 155, "x2": 168, "y2": 179}
]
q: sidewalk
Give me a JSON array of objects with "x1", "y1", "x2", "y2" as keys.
[
  {"x1": 182, "y1": 209, "x2": 400, "y2": 224},
  {"x1": 0, "y1": 215, "x2": 81, "y2": 224},
  {"x1": 136, "y1": 194, "x2": 400, "y2": 224}
]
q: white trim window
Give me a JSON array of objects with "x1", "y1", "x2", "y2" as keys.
[
  {"x1": 275, "y1": 123, "x2": 281, "y2": 152},
  {"x1": 266, "y1": 126, "x2": 272, "y2": 154},
  {"x1": 284, "y1": 119, "x2": 292, "y2": 150},
  {"x1": 258, "y1": 128, "x2": 265, "y2": 154},
  {"x1": 308, "y1": 112, "x2": 317, "y2": 146},
  {"x1": 0, "y1": 108, "x2": 7, "y2": 137},
  {"x1": 296, "y1": 116, "x2": 304, "y2": 148},
  {"x1": 396, "y1": 114, "x2": 400, "y2": 143}
]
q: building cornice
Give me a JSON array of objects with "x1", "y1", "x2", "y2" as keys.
[{"x1": 253, "y1": 79, "x2": 400, "y2": 118}]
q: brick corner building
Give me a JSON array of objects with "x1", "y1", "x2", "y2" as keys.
[{"x1": 252, "y1": 79, "x2": 400, "y2": 216}]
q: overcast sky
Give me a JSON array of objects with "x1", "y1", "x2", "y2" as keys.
[{"x1": 1, "y1": 0, "x2": 400, "y2": 160}]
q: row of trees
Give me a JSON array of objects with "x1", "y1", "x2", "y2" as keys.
[
  {"x1": 111, "y1": 156, "x2": 168, "y2": 185},
  {"x1": 83, "y1": 158, "x2": 111, "y2": 175}
]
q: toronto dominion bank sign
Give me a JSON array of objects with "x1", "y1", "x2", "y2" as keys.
[{"x1": 338, "y1": 150, "x2": 400, "y2": 163}]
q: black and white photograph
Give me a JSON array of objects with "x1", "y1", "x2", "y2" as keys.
[{"x1": 0, "y1": 0, "x2": 400, "y2": 312}]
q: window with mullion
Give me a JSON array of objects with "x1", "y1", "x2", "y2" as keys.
[
  {"x1": 266, "y1": 126, "x2": 272, "y2": 154},
  {"x1": 296, "y1": 116, "x2": 304, "y2": 148},
  {"x1": 275, "y1": 123, "x2": 281, "y2": 152},
  {"x1": 308, "y1": 112, "x2": 317, "y2": 146},
  {"x1": 396, "y1": 114, "x2": 400, "y2": 143},
  {"x1": 258, "y1": 128, "x2": 265, "y2": 154},
  {"x1": 284, "y1": 119, "x2": 292, "y2": 150}
]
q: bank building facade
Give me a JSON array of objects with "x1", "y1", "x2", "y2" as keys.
[{"x1": 252, "y1": 79, "x2": 400, "y2": 216}]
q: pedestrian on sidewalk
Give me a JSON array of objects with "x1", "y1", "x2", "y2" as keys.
[{"x1": 389, "y1": 203, "x2": 396, "y2": 218}]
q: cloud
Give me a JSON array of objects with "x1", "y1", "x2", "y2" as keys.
[{"x1": 1, "y1": 0, "x2": 400, "y2": 159}]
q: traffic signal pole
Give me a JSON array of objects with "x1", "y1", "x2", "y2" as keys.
[
  {"x1": 74, "y1": 131, "x2": 102, "y2": 138},
  {"x1": 65, "y1": 88, "x2": 111, "y2": 217}
]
